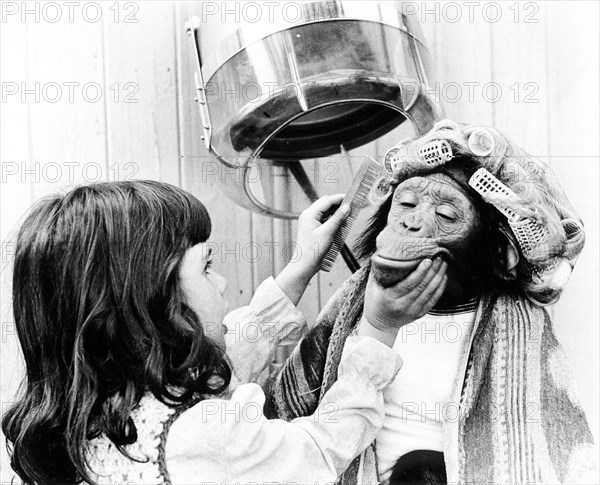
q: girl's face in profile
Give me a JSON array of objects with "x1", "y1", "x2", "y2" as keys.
[{"x1": 179, "y1": 243, "x2": 229, "y2": 348}]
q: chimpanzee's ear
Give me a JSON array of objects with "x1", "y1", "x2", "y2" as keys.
[{"x1": 494, "y1": 223, "x2": 520, "y2": 280}]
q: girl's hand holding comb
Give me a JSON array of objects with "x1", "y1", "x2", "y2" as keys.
[{"x1": 275, "y1": 194, "x2": 350, "y2": 305}]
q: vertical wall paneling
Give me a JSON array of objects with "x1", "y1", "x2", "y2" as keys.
[
  {"x1": 490, "y1": 3, "x2": 549, "y2": 156},
  {"x1": 251, "y1": 213, "x2": 276, "y2": 291},
  {"x1": 26, "y1": 20, "x2": 107, "y2": 198},
  {"x1": 103, "y1": 2, "x2": 180, "y2": 184},
  {"x1": 433, "y1": 7, "x2": 494, "y2": 124},
  {"x1": 1, "y1": 23, "x2": 32, "y2": 243},
  {"x1": 545, "y1": 1, "x2": 600, "y2": 442}
]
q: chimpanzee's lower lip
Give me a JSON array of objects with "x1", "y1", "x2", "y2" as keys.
[
  {"x1": 371, "y1": 254, "x2": 422, "y2": 269},
  {"x1": 374, "y1": 247, "x2": 452, "y2": 264},
  {"x1": 370, "y1": 254, "x2": 424, "y2": 288}
]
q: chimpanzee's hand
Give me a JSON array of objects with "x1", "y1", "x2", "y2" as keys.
[
  {"x1": 275, "y1": 195, "x2": 350, "y2": 305},
  {"x1": 363, "y1": 257, "x2": 448, "y2": 337}
]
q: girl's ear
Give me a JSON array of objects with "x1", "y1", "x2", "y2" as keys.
[{"x1": 494, "y1": 223, "x2": 520, "y2": 280}]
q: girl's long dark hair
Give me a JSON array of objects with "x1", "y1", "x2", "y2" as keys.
[{"x1": 2, "y1": 181, "x2": 231, "y2": 484}]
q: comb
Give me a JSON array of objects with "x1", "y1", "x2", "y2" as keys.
[{"x1": 320, "y1": 157, "x2": 383, "y2": 272}]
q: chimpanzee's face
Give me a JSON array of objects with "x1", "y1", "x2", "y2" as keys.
[{"x1": 371, "y1": 173, "x2": 481, "y2": 294}]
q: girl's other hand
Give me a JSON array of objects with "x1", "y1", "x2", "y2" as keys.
[{"x1": 275, "y1": 195, "x2": 350, "y2": 305}]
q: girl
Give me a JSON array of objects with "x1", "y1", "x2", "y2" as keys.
[{"x1": 2, "y1": 180, "x2": 428, "y2": 485}]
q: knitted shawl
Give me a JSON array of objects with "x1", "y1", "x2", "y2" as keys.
[{"x1": 264, "y1": 266, "x2": 597, "y2": 484}]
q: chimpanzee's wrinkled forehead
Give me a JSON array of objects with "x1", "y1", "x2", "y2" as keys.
[{"x1": 393, "y1": 172, "x2": 477, "y2": 207}]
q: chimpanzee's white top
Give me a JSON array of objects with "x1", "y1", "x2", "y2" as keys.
[{"x1": 376, "y1": 299, "x2": 478, "y2": 480}]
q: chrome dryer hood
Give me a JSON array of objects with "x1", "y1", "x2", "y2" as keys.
[{"x1": 186, "y1": 1, "x2": 443, "y2": 219}]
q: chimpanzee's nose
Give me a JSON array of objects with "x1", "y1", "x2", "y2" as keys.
[{"x1": 402, "y1": 212, "x2": 423, "y2": 232}]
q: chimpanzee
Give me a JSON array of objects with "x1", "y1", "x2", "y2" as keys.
[{"x1": 265, "y1": 120, "x2": 596, "y2": 484}]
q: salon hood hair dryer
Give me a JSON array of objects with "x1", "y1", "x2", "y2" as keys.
[{"x1": 185, "y1": 1, "x2": 443, "y2": 270}]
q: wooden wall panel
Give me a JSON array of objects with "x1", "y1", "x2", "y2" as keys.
[
  {"x1": 251, "y1": 213, "x2": 276, "y2": 290},
  {"x1": 0, "y1": 23, "x2": 32, "y2": 243},
  {"x1": 26, "y1": 20, "x2": 107, "y2": 198},
  {"x1": 431, "y1": 8, "x2": 494, "y2": 125},
  {"x1": 545, "y1": 0, "x2": 599, "y2": 441},
  {"x1": 103, "y1": 2, "x2": 180, "y2": 184},
  {"x1": 490, "y1": 3, "x2": 549, "y2": 156}
]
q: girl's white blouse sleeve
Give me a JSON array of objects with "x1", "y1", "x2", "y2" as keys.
[
  {"x1": 223, "y1": 276, "x2": 307, "y2": 388},
  {"x1": 166, "y1": 335, "x2": 403, "y2": 484}
]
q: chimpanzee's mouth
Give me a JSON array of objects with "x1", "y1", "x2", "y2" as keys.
[
  {"x1": 374, "y1": 246, "x2": 452, "y2": 264},
  {"x1": 371, "y1": 254, "x2": 422, "y2": 271},
  {"x1": 370, "y1": 248, "x2": 452, "y2": 287}
]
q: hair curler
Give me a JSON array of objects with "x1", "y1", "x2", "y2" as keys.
[
  {"x1": 469, "y1": 168, "x2": 550, "y2": 259},
  {"x1": 418, "y1": 139, "x2": 453, "y2": 168},
  {"x1": 468, "y1": 128, "x2": 495, "y2": 157}
]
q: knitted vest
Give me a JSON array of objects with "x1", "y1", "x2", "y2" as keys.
[{"x1": 85, "y1": 394, "x2": 196, "y2": 485}]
